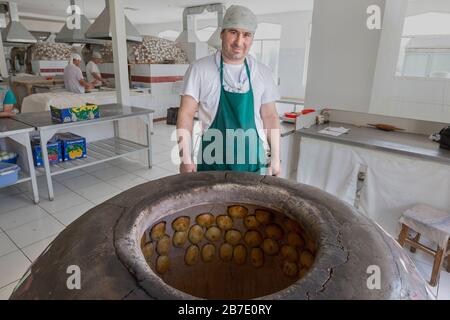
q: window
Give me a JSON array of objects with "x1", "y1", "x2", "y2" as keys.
[
  {"x1": 397, "y1": 12, "x2": 450, "y2": 78},
  {"x1": 249, "y1": 23, "x2": 281, "y2": 82}
]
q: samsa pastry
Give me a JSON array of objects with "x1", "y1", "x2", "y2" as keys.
[
  {"x1": 255, "y1": 210, "x2": 273, "y2": 225},
  {"x1": 244, "y1": 230, "x2": 263, "y2": 248},
  {"x1": 205, "y1": 226, "x2": 222, "y2": 242},
  {"x1": 151, "y1": 221, "x2": 166, "y2": 241},
  {"x1": 156, "y1": 255, "x2": 170, "y2": 274},
  {"x1": 196, "y1": 213, "x2": 215, "y2": 228},
  {"x1": 228, "y1": 205, "x2": 248, "y2": 219},
  {"x1": 281, "y1": 245, "x2": 298, "y2": 262},
  {"x1": 287, "y1": 232, "x2": 305, "y2": 248},
  {"x1": 172, "y1": 231, "x2": 188, "y2": 248},
  {"x1": 299, "y1": 250, "x2": 314, "y2": 268},
  {"x1": 185, "y1": 245, "x2": 200, "y2": 266},
  {"x1": 244, "y1": 215, "x2": 260, "y2": 230},
  {"x1": 216, "y1": 215, "x2": 233, "y2": 230},
  {"x1": 172, "y1": 216, "x2": 190, "y2": 232},
  {"x1": 282, "y1": 261, "x2": 298, "y2": 277},
  {"x1": 188, "y1": 225, "x2": 204, "y2": 244},
  {"x1": 156, "y1": 235, "x2": 171, "y2": 255},
  {"x1": 262, "y1": 238, "x2": 279, "y2": 256},
  {"x1": 265, "y1": 224, "x2": 284, "y2": 240},
  {"x1": 219, "y1": 243, "x2": 233, "y2": 261},
  {"x1": 225, "y1": 229, "x2": 242, "y2": 246},
  {"x1": 201, "y1": 244, "x2": 216, "y2": 262},
  {"x1": 285, "y1": 218, "x2": 303, "y2": 234},
  {"x1": 142, "y1": 242, "x2": 154, "y2": 261},
  {"x1": 233, "y1": 244, "x2": 247, "y2": 265},
  {"x1": 250, "y1": 248, "x2": 264, "y2": 268},
  {"x1": 298, "y1": 267, "x2": 309, "y2": 279}
]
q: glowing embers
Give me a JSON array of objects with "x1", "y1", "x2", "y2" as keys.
[{"x1": 140, "y1": 204, "x2": 317, "y2": 299}]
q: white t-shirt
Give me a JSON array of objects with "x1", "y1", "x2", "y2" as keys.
[
  {"x1": 181, "y1": 51, "x2": 280, "y2": 150},
  {"x1": 64, "y1": 64, "x2": 85, "y2": 94},
  {"x1": 86, "y1": 61, "x2": 101, "y2": 84}
]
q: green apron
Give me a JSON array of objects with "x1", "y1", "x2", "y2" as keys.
[{"x1": 197, "y1": 56, "x2": 267, "y2": 173}]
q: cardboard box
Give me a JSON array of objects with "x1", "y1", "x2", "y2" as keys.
[
  {"x1": 50, "y1": 103, "x2": 99, "y2": 123},
  {"x1": 56, "y1": 133, "x2": 87, "y2": 161},
  {"x1": 31, "y1": 137, "x2": 62, "y2": 167}
]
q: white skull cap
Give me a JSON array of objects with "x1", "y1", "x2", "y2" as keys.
[
  {"x1": 92, "y1": 52, "x2": 102, "y2": 59},
  {"x1": 222, "y1": 5, "x2": 257, "y2": 33},
  {"x1": 71, "y1": 53, "x2": 82, "y2": 61}
]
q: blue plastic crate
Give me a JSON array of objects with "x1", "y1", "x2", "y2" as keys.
[{"x1": 0, "y1": 162, "x2": 20, "y2": 188}]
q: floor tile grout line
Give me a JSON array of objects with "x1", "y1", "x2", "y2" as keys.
[
  {"x1": 0, "y1": 279, "x2": 19, "y2": 291},
  {"x1": 0, "y1": 228, "x2": 33, "y2": 263}
]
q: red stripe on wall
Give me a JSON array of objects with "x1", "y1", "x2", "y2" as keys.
[
  {"x1": 130, "y1": 75, "x2": 184, "y2": 83},
  {"x1": 40, "y1": 68, "x2": 65, "y2": 73},
  {"x1": 101, "y1": 73, "x2": 115, "y2": 79}
]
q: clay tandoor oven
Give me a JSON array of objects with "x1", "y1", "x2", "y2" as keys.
[{"x1": 11, "y1": 172, "x2": 429, "y2": 299}]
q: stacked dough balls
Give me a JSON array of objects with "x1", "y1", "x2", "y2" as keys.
[
  {"x1": 31, "y1": 43, "x2": 72, "y2": 61},
  {"x1": 141, "y1": 205, "x2": 316, "y2": 279}
]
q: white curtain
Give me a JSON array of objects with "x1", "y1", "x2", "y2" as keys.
[{"x1": 297, "y1": 137, "x2": 362, "y2": 206}]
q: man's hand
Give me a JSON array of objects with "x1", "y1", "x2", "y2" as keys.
[
  {"x1": 180, "y1": 163, "x2": 197, "y2": 173},
  {"x1": 268, "y1": 158, "x2": 281, "y2": 177}
]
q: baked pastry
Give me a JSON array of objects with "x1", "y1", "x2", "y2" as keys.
[
  {"x1": 196, "y1": 213, "x2": 215, "y2": 228},
  {"x1": 250, "y1": 248, "x2": 264, "y2": 268},
  {"x1": 172, "y1": 216, "x2": 190, "y2": 232},
  {"x1": 156, "y1": 255, "x2": 170, "y2": 274},
  {"x1": 233, "y1": 244, "x2": 247, "y2": 265},
  {"x1": 244, "y1": 215, "x2": 260, "y2": 229},
  {"x1": 287, "y1": 232, "x2": 305, "y2": 248},
  {"x1": 225, "y1": 229, "x2": 242, "y2": 246},
  {"x1": 205, "y1": 226, "x2": 222, "y2": 242},
  {"x1": 265, "y1": 223, "x2": 284, "y2": 240},
  {"x1": 299, "y1": 250, "x2": 314, "y2": 268},
  {"x1": 185, "y1": 245, "x2": 200, "y2": 266},
  {"x1": 282, "y1": 261, "x2": 298, "y2": 277},
  {"x1": 285, "y1": 218, "x2": 302, "y2": 234},
  {"x1": 228, "y1": 205, "x2": 248, "y2": 219},
  {"x1": 255, "y1": 209, "x2": 273, "y2": 225},
  {"x1": 201, "y1": 244, "x2": 216, "y2": 262},
  {"x1": 244, "y1": 230, "x2": 263, "y2": 247},
  {"x1": 216, "y1": 215, "x2": 233, "y2": 230},
  {"x1": 172, "y1": 231, "x2": 188, "y2": 248},
  {"x1": 156, "y1": 235, "x2": 171, "y2": 255},
  {"x1": 142, "y1": 242, "x2": 154, "y2": 261},
  {"x1": 188, "y1": 225, "x2": 204, "y2": 244},
  {"x1": 219, "y1": 243, "x2": 233, "y2": 261},
  {"x1": 261, "y1": 238, "x2": 279, "y2": 255},
  {"x1": 281, "y1": 245, "x2": 298, "y2": 262},
  {"x1": 151, "y1": 221, "x2": 166, "y2": 241}
]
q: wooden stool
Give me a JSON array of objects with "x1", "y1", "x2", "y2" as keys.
[{"x1": 397, "y1": 204, "x2": 450, "y2": 287}]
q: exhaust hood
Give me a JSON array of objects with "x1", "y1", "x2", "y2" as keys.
[
  {"x1": 0, "y1": 1, "x2": 37, "y2": 45},
  {"x1": 55, "y1": 0, "x2": 106, "y2": 45},
  {"x1": 85, "y1": 0, "x2": 142, "y2": 42}
]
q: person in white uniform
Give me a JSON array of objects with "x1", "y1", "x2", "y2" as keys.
[
  {"x1": 177, "y1": 5, "x2": 281, "y2": 176},
  {"x1": 63, "y1": 53, "x2": 93, "y2": 94},
  {"x1": 86, "y1": 52, "x2": 106, "y2": 87}
]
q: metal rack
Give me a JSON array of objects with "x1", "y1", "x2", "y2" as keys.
[
  {"x1": 0, "y1": 118, "x2": 39, "y2": 203},
  {"x1": 14, "y1": 104, "x2": 154, "y2": 201}
]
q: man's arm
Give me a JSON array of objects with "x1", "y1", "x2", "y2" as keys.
[
  {"x1": 91, "y1": 72, "x2": 106, "y2": 84},
  {"x1": 261, "y1": 102, "x2": 281, "y2": 176},
  {"x1": 79, "y1": 79, "x2": 93, "y2": 90},
  {"x1": 176, "y1": 95, "x2": 198, "y2": 173}
]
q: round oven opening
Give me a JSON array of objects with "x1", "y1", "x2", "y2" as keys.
[{"x1": 140, "y1": 203, "x2": 317, "y2": 300}]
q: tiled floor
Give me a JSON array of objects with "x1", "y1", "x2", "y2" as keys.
[{"x1": 0, "y1": 122, "x2": 449, "y2": 300}]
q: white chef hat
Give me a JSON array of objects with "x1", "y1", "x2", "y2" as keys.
[
  {"x1": 221, "y1": 5, "x2": 257, "y2": 34},
  {"x1": 69, "y1": 53, "x2": 82, "y2": 65},
  {"x1": 92, "y1": 52, "x2": 102, "y2": 59}
]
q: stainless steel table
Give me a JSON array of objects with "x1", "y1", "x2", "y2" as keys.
[
  {"x1": 0, "y1": 118, "x2": 39, "y2": 203},
  {"x1": 14, "y1": 104, "x2": 154, "y2": 201}
]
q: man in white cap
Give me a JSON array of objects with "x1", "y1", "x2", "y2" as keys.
[
  {"x1": 86, "y1": 52, "x2": 106, "y2": 87},
  {"x1": 177, "y1": 5, "x2": 281, "y2": 176},
  {"x1": 63, "y1": 53, "x2": 93, "y2": 94}
]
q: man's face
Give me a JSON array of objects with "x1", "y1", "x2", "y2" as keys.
[
  {"x1": 73, "y1": 59, "x2": 81, "y2": 67},
  {"x1": 94, "y1": 58, "x2": 102, "y2": 64},
  {"x1": 221, "y1": 28, "x2": 254, "y2": 63}
]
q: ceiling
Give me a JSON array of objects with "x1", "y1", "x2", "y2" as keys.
[
  {"x1": 14, "y1": 0, "x2": 314, "y2": 24},
  {"x1": 11, "y1": 0, "x2": 450, "y2": 26}
]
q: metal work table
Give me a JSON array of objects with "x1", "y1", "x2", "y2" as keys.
[
  {"x1": 14, "y1": 104, "x2": 154, "y2": 201},
  {"x1": 296, "y1": 122, "x2": 450, "y2": 165},
  {"x1": 0, "y1": 118, "x2": 39, "y2": 203}
]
